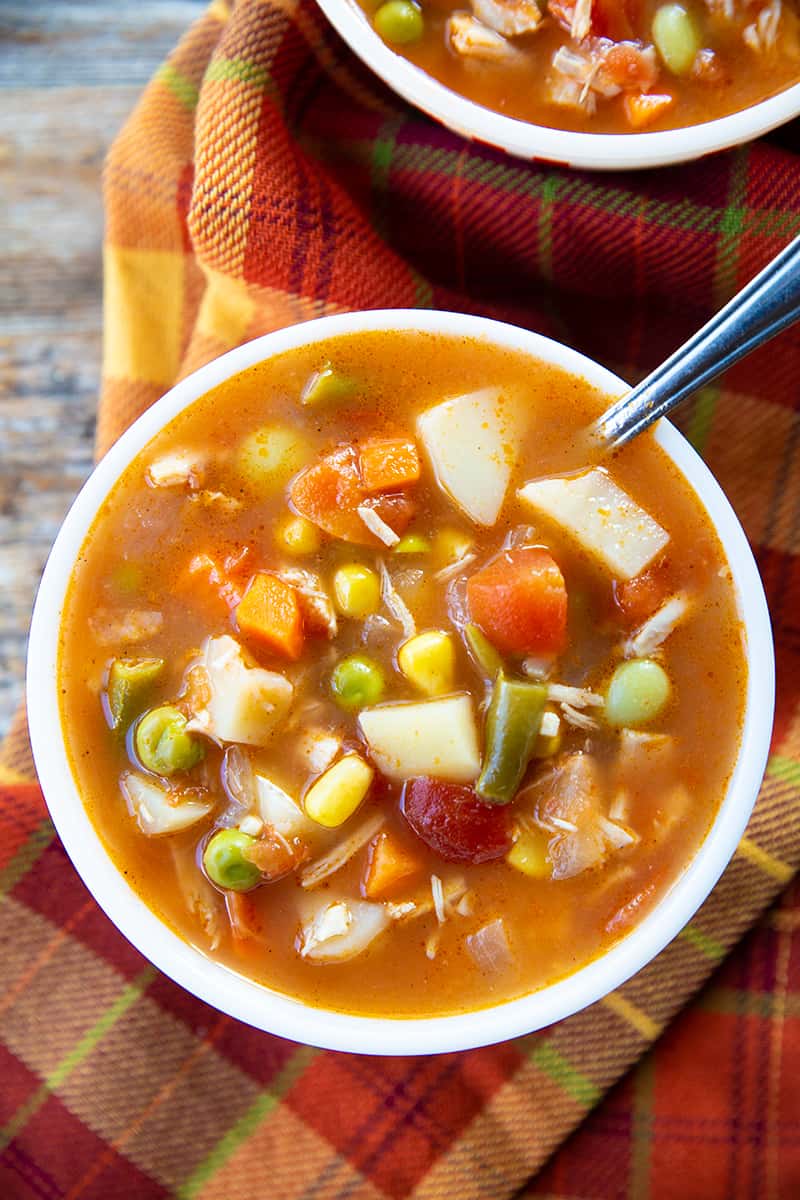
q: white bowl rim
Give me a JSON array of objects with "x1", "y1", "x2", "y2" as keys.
[
  {"x1": 314, "y1": 0, "x2": 800, "y2": 170},
  {"x1": 27, "y1": 308, "x2": 774, "y2": 1055}
]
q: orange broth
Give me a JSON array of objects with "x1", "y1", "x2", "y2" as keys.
[{"x1": 58, "y1": 331, "x2": 745, "y2": 1017}]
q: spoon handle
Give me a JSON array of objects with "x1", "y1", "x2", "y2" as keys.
[{"x1": 592, "y1": 235, "x2": 800, "y2": 452}]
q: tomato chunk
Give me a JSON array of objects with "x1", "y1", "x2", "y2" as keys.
[
  {"x1": 613, "y1": 558, "x2": 671, "y2": 626},
  {"x1": 402, "y1": 778, "x2": 512, "y2": 864},
  {"x1": 466, "y1": 547, "x2": 567, "y2": 656}
]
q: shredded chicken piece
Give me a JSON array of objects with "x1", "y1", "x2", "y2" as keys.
[
  {"x1": 425, "y1": 929, "x2": 441, "y2": 960},
  {"x1": 147, "y1": 450, "x2": 205, "y2": 489},
  {"x1": 293, "y1": 727, "x2": 342, "y2": 774},
  {"x1": 743, "y1": 0, "x2": 783, "y2": 51},
  {"x1": 549, "y1": 816, "x2": 579, "y2": 833},
  {"x1": 431, "y1": 874, "x2": 446, "y2": 924},
  {"x1": 186, "y1": 489, "x2": 241, "y2": 513},
  {"x1": 278, "y1": 568, "x2": 338, "y2": 639},
  {"x1": 357, "y1": 505, "x2": 400, "y2": 547},
  {"x1": 596, "y1": 814, "x2": 638, "y2": 848},
  {"x1": 570, "y1": 0, "x2": 592, "y2": 40},
  {"x1": 471, "y1": 0, "x2": 543, "y2": 38},
  {"x1": 551, "y1": 37, "x2": 659, "y2": 105},
  {"x1": 547, "y1": 683, "x2": 604, "y2": 708},
  {"x1": 447, "y1": 12, "x2": 516, "y2": 60},
  {"x1": 625, "y1": 593, "x2": 690, "y2": 658},
  {"x1": 386, "y1": 875, "x2": 468, "y2": 923},
  {"x1": 299, "y1": 811, "x2": 385, "y2": 889},
  {"x1": 90, "y1": 608, "x2": 163, "y2": 646},
  {"x1": 299, "y1": 901, "x2": 352, "y2": 957},
  {"x1": 378, "y1": 558, "x2": 416, "y2": 639},
  {"x1": 434, "y1": 552, "x2": 478, "y2": 583},
  {"x1": 561, "y1": 702, "x2": 599, "y2": 730}
]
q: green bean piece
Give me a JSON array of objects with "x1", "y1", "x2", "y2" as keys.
[
  {"x1": 134, "y1": 704, "x2": 205, "y2": 775},
  {"x1": 106, "y1": 658, "x2": 165, "y2": 733},
  {"x1": 112, "y1": 562, "x2": 144, "y2": 595},
  {"x1": 330, "y1": 654, "x2": 385, "y2": 712},
  {"x1": 652, "y1": 4, "x2": 701, "y2": 75},
  {"x1": 203, "y1": 829, "x2": 262, "y2": 892},
  {"x1": 605, "y1": 659, "x2": 672, "y2": 728},
  {"x1": 464, "y1": 623, "x2": 504, "y2": 680},
  {"x1": 374, "y1": 0, "x2": 425, "y2": 44},
  {"x1": 476, "y1": 673, "x2": 547, "y2": 805},
  {"x1": 300, "y1": 361, "x2": 358, "y2": 407}
]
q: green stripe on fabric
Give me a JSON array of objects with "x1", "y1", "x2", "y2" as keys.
[
  {"x1": 310, "y1": 136, "x2": 800, "y2": 240},
  {"x1": 0, "y1": 965, "x2": 155, "y2": 1153},
  {"x1": 527, "y1": 1039, "x2": 601, "y2": 1108},
  {"x1": 410, "y1": 266, "x2": 433, "y2": 309},
  {"x1": 206, "y1": 57, "x2": 268, "y2": 89},
  {"x1": 0, "y1": 820, "x2": 55, "y2": 897},
  {"x1": 537, "y1": 175, "x2": 562, "y2": 281},
  {"x1": 627, "y1": 1053, "x2": 655, "y2": 1199},
  {"x1": 370, "y1": 114, "x2": 404, "y2": 242},
  {"x1": 767, "y1": 754, "x2": 800, "y2": 788},
  {"x1": 685, "y1": 384, "x2": 720, "y2": 455},
  {"x1": 176, "y1": 1045, "x2": 318, "y2": 1199},
  {"x1": 679, "y1": 923, "x2": 727, "y2": 961},
  {"x1": 156, "y1": 62, "x2": 200, "y2": 111},
  {"x1": 713, "y1": 145, "x2": 751, "y2": 307}
]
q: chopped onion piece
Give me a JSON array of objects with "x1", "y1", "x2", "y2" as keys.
[
  {"x1": 550, "y1": 816, "x2": 579, "y2": 833},
  {"x1": 238, "y1": 814, "x2": 264, "y2": 837},
  {"x1": 425, "y1": 929, "x2": 441, "y2": 960},
  {"x1": 466, "y1": 918, "x2": 512, "y2": 974},
  {"x1": 625, "y1": 594, "x2": 690, "y2": 659},
  {"x1": 522, "y1": 654, "x2": 557, "y2": 680},
  {"x1": 571, "y1": 0, "x2": 592, "y2": 40},
  {"x1": 221, "y1": 745, "x2": 256, "y2": 811},
  {"x1": 170, "y1": 844, "x2": 221, "y2": 950},
  {"x1": 540, "y1": 709, "x2": 561, "y2": 739},
  {"x1": 299, "y1": 811, "x2": 384, "y2": 889},
  {"x1": 378, "y1": 558, "x2": 416, "y2": 639},
  {"x1": 357, "y1": 505, "x2": 400, "y2": 547},
  {"x1": 608, "y1": 791, "x2": 630, "y2": 822},
  {"x1": 256, "y1": 774, "x2": 316, "y2": 841}
]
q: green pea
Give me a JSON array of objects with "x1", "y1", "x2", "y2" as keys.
[
  {"x1": 134, "y1": 705, "x2": 205, "y2": 775},
  {"x1": 605, "y1": 660, "x2": 672, "y2": 728},
  {"x1": 652, "y1": 4, "x2": 701, "y2": 75},
  {"x1": 330, "y1": 654, "x2": 385, "y2": 712},
  {"x1": 203, "y1": 829, "x2": 261, "y2": 892},
  {"x1": 106, "y1": 657, "x2": 164, "y2": 733},
  {"x1": 374, "y1": 0, "x2": 424, "y2": 45}
]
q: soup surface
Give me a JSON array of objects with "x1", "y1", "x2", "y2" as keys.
[
  {"x1": 358, "y1": 0, "x2": 800, "y2": 133},
  {"x1": 59, "y1": 331, "x2": 745, "y2": 1018}
]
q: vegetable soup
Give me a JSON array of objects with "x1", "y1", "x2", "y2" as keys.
[
  {"x1": 58, "y1": 331, "x2": 745, "y2": 1018},
  {"x1": 359, "y1": 0, "x2": 800, "y2": 133}
]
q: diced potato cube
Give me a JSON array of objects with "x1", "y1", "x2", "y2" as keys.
[
  {"x1": 518, "y1": 468, "x2": 669, "y2": 581},
  {"x1": 417, "y1": 386, "x2": 528, "y2": 525},
  {"x1": 303, "y1": 753, "x2": 374, "y2": 828},
  {"x1": 121, "y1": 772, "x2": 213, "y2": 837},
  {"x1": 194, "y1": 635, "x2": 293, "y2": 746},
  {"x1": 398, "y1": 630, "x2": 456, "y2": 696},
  {"x1": 358, "y1": 695, "x2": 481, "y2": 782}
]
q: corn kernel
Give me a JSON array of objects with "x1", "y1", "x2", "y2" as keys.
[
  {"x1": 275, "y1": 514, "x2": 321, "y2": 556},
  {"x1": 393, "y1": 533, "x2": 431, "y2": 555},
  {"x1": 398, "y1": 630, "x2": 456, "y2": 696},
  {"x1": 434, "y1": 527, "x2": 474, "y2": 564},
  {"x1": 303, "y1": 753, "x2": 374, "y2": 828},
  {"x1": 507, "y1": 828, "x2": 551, "y2": 878},
  {"x1": 332, "y1": 564, "x2": 381, "y2": 618}
]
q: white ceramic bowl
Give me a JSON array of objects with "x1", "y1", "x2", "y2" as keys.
[
  {"x1": 315, "y1": 0, "x2": 800, "y2": 170},
  {"x1": 28, "y1": 310, "x2": 774, "y2": 1054}
]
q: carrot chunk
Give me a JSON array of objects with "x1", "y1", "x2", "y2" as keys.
[
  {"x1": 624, "y1": 92, "x2": 675, "y2": 130},
  {"x1": 466, "y1": 547, "x2": 567, "y2": 656},
  {"x1": 235, "y1": 572, "x2": 304, "y2": 660},
  {"x1": 359, "y1": 438, "x2": 421, "y2": 493},
  {"x1": 290, "y1": 446, "x2": 414, "y2": 545},
  {"x1": 362, "y1": 830, "x2": 423, "y2": 899}
]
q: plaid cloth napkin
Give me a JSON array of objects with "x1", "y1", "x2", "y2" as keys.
[{"x1": 2, "y1": 1, "x2": 799, "y2": 1195}]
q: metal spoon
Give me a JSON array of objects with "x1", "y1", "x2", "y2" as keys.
[{"x1": 591, "y1": 235, "x2": 800, "y2": 453}]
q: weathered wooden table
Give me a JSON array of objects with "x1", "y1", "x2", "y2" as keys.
[{"x1": 0, "y1": 1, "x2": 204, "y2": 737}]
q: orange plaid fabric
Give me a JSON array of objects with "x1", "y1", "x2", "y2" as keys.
[{"x1": 1, "y1": 1, "x2": 799, "y2": 1196}]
